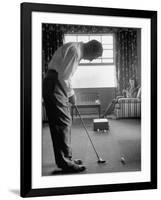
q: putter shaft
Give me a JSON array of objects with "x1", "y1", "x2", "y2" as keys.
[{"x1": 74, "y1": 105, "x2": 105, "y2": 162}]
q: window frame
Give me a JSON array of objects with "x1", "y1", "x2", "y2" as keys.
[{"x1": 64, "y1": 33, "x2": 116, "y2": 66}]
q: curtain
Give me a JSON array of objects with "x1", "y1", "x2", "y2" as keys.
[
  {"x1": 42, "y1": 24, "x2": 63, "y2": 73},
  {"x1": 115, "y1": 30, "x2": 138, "y2": 95}
]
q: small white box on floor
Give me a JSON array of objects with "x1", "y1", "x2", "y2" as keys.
[{"x1": 93, "y1": 118, "x2": 109, "y2": 131}]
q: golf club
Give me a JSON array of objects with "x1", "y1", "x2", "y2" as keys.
[{"x1": 74, "y1": 105, "x2": 106, "y2": 164}]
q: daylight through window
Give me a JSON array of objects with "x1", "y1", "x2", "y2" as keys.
[
  {"x1": 64, "y1": 34, "x2": 115, "y2": 65},
  {"x1": 64, "y1": 34, "x2": 116, "y2": 88}
]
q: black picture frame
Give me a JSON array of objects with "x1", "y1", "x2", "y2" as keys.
[{"x1": 20, "y1": 2, "x2": 157, "y2": 197}]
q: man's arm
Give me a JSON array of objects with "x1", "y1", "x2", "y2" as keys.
[{"x1": 58, "y1": 46, "x2": 78, "y2": 97}]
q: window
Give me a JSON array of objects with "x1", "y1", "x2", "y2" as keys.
[
  {"x1": 64, "y1": 34, "x2": 116, "y2": 88},
  {"x1": 64, "y1": 34, "x2": 115, "y2": 65}
]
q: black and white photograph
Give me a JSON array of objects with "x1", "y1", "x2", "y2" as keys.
[
  {"x1": 42, "y1": 23, "x2": 141, "y2": 176},
  {"x1": 20, "y1": 2, "x2": 157, "y2": 197},
  {"x1": 1, "y1": 0, "x2": 161, "y2": 199}
]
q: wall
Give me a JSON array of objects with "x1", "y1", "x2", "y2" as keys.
[{"x1": 75, "y1": 87, "x2": 115, "y2": 115}]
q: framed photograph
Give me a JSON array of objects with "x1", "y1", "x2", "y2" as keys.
[{"x1": 21, "y1": 2, "x2": 157, "y2": 197}]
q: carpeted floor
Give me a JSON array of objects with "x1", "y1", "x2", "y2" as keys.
[{"x1": 42, "y1": 118, "x2": 141, "y2": 176}]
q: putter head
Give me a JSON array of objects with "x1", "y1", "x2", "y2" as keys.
[{"x1": 98, "y1": 158, "x2": 106, "y2": 164}]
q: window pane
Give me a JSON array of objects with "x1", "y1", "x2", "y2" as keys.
[
  {"x1": 64, "y1": 36, "x2": 77, "y2": 43},
  {"x1": 102, "y1": 58, "x2": 114, "y2": 63},
  {"x1": 89, "y1": 59, "x2": 102, "y2": 64},
  {"x1": 64, "y1": 34, "x2": 114, "y2": 64},
  {"x1": 102, "y1": 50, "x2": 113, "y2": 58},
  {"x1": 102, "y1": 36, "x2": 113, "y2": 44},
  {"x1": 103, "y1": 44, "x2": 113, "y2": 49},
  {"x1": 80, "y1": 59, "x2": 90, "y2": 64},
  {"x1": 89, "y1": 35, "x2": 101, "y2": 42},
  {"x1": 77, "y1": 35, "x2": 89, "y2": 42},
  {"x1": 72, "y1": 65, "x2": 116, "y2": 88}
]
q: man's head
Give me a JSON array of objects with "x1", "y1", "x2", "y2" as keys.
[{"x1": 82, "y1": 40, "x2": 103, "y2": 61}]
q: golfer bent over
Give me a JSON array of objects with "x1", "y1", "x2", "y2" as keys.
[{"x1": 43, "y1": 40, "x2": 103, "y2": 173}]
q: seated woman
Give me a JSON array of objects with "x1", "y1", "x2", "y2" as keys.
[{"x1": 102, "y1": 77, "x2": 139, "y2": 117}]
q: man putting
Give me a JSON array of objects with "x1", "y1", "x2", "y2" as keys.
[{"x1": 43, "y1": 40, "x2": 103, "y2": 173}]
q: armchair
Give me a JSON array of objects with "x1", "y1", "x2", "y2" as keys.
[{"x1": 114, "y1": 88, "x2": 141, "y2": 119}]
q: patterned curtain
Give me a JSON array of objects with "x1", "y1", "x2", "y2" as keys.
[
  {"x1": 42, "y1": 24, "x2": 63, "y2": 73},
  {"x1": 115, "y1": 30, "x2": 138, "y2": 95}
]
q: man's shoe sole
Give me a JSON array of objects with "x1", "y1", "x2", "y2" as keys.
[{"x1": 62, "y1": 165, "x2": 86, "y2": 173}]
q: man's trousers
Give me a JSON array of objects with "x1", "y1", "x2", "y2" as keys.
[{"x1": 43, "y1": 70, "x2": 73, "y2": 168}]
